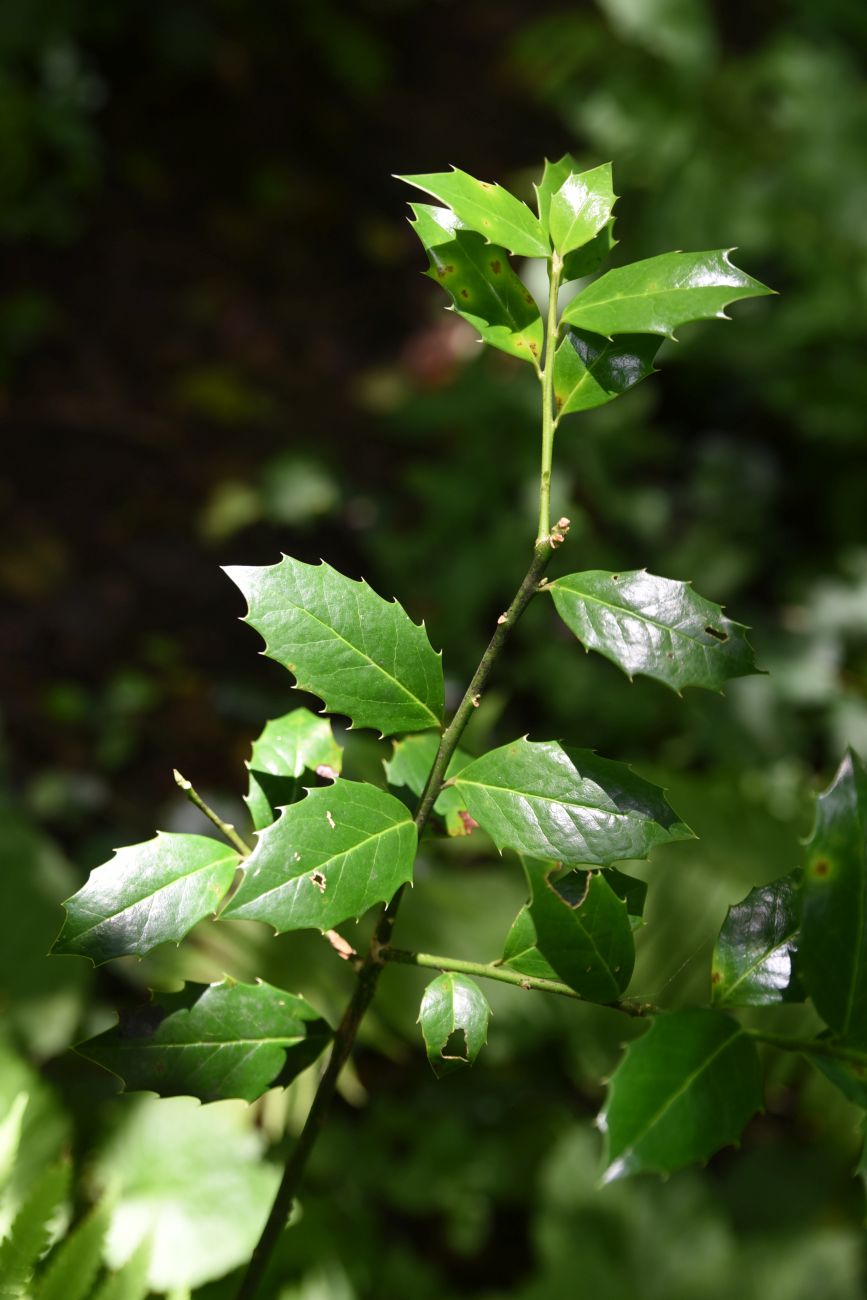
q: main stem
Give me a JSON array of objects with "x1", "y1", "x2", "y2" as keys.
[{"x1": 537, "y1": 252, "x2": 562, "y2": 544}]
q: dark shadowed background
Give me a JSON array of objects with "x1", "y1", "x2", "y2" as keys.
[{"x1": 2, "y1": 1, "x2": 867, "y2": 1296}]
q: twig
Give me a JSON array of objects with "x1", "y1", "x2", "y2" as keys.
[{"x1": 173, "y1": 769, "x2": 252, "y2": 858}]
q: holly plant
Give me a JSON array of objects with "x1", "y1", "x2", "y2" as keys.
[{"x1": 52, "y1": 159, "x2": 867, "y2": 1299}]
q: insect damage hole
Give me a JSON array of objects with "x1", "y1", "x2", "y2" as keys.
[
  {"x1": 704, "y1": 625, "x2": 729, "y2": 642},
  {"x1": 309, "y1": 870, "x2": 327, "y2": 893},
  {"x1": 441, "y1": 1028, "x2": 469, "y2": 1063}
]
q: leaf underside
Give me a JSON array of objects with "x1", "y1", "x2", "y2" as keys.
[
  {"x1": 712, "y1": 870, "x2": 803, "y2": 1007},
  {"x1": 418, "y1": 972, "x2": 491, "y2": 1078}
]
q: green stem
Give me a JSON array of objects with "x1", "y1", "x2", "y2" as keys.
[
  {"x1": 537, "y1": 252, "x2": 563, "y2": 544},
  {"x1": 235, "y1": 541, "x2": 561, "y2": 1300},
  {"x1": 173, "y1": 769, "x2": 252, "y2": 857},
  {"x1": 748, "y1": 1030, "x2": 867, "y2": 1066},
  {"x1": 380, "y1": 946, "x2": 650, "y2": 1016}
]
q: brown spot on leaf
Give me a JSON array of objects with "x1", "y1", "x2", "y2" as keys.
[
  {"x1": 490, "y1": 259, "x2": 502, "y2": 274},
  {"x1": 812, "y1": 858, "x2": 830, "y2": 877},
  {"x1": 460, "y1": 288, "x2": 470, "y2": 299},
  {"x1": 611, "y1": 574, "x2": 619, "y2": 582},
  {"x1": 711, "y1": 969, "x2": 722, "y2": 985}
]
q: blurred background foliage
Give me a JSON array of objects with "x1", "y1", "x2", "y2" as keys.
[{"x1": 2, "y1": 0, "x2": 867, "y2": 1295}]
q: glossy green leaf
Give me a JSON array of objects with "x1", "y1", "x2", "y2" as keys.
[
  {"x1": 225, "y1": 556, "x2": 443, "y2": 737},
  {"x1": 451, "y1": 738, "x2": 692, "y2": 866},
  {"x1": 223, "y1": 780, "x2": 416, "y2": 932},
  {"x1": 553, "y1": 328, "x2": 661, "y2": 416},
  {"x1": 515, "y1": 860, "x2": 634, "y2": 1001},
  {"x1": 534, "y1": 153, "x2": 578, "y2": 234},
  {"x1": 562, "y1": 249, "x2": 773, "y2": 338},
  {"x1": 75, "y1": 979, "x2": 331, "y2": 1103},
  {"x1": 52, "y1": 834, "x2": 238, "y2": 966},
  {"x1": 712, "y1": 870, "x2": 802, "y2": 1007},
  {"x1": 397, "y1": 168, "x2": 549, "y2": 258},
  {"x1": 419, "y1": 228, "x2": 543, "y2": 367},
  {"x1": 90, "y1": 1239, "x2": 151, "y2": 1300},
  {"x1": 549, "y1": 162, "x2": 616, "y2": 256},
  {"x1": 801, "y1": 750, "x2": 867, "y2": 1036},
  {"x1": 384, "y1": 731, "x2": 475, "y2": 836},
  {"x1": 600, "y1": 1009, "x2": 763, "y2": 1182},
  {"x1": 34, "y1": 1201, "x2": 110, "y2": 1300},
  {"x1": 548, "y1": 569, "x2": 760, "y2": 693},
  {"x1": 418, "y1": 973, "x2": 490, "y2": 1078},
  {"x1": 0, "y1": 1163, "x2": 69, "y2": 1298},
  {"x1": 245, "y1": 708, "x2": 343, "y2": 832},
  {"x1": 407, "y1": 201, "x2": 466, "y2": 249},
  {"x1": 562, "y1": 221, "x2": 618, "y2": 282}
]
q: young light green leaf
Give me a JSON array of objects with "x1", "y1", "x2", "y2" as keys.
[
  {"x1": 562, "y1": 221, "x2": 617, "y2": 282},
  {"x1": 534, "y1": 153, "x2": 579, "y2": 234},
  {"x1": 52, "y1": 834, "x2": 238, "y2": 966},
  {"x1": 222, "y1": 780, "x2": 416, "y2": 932},
  {"x1": 553, "y1": 329, "x2": 661, "y2": 416},
  {"x1": 384, "y1": 731, "x2": 475, "y2": 836},
  {"x1": 245, "y1": 708, "x2": 343, "y2": 831},
  {"x1": 75, "y1": 979, "x2": 331, "y2": 1103},
  {"x1": 90, "y1": 1239, "x2": 151, "y2": 1300},
  {"x1": 397, "y1": 168, "x2": 549, "y2": 258},
  {"x1": 408, "y1": 201, "x2": 467, "y2": 249},
  {"x1": 548, "y1": 569, "x2": 760, "y2": 693},
  {"x1": 801, "y1": 749, "x2": 867, "y2": 1036},
  {"x1": 549, "y1": 163, "x2": 616, "y2": 256},
  {"x1": 418, "y1": 973, "x2": 491, "y2": 1078},
  {"x1": 600, "y1": 1009, "x2": 763, "y2": 1182},
  {"x1": 561, "y1": 249, "x2": 773, "y2": 338},
  {"x1": 34, "y1": 1201, "x2": 110, "y2": 1300},
  {"x1": 420, "y1": 229, "x2": 544, "y2": 367},
  {"x1": 225, "y1": 557, "x2": 443, "y2": 737},
  {"x1": 0, "y1": 1163, "x2": 69, "y2": 1297},
  {"x1": 514, "y1": 860, "x2": 635, "y2": 1001},
  {"x1": 712, "y1": 870, "x2": 803, "y2": 1007},
  {"x1": 451, "y1": 738, "x2": 692, "y2": 867}
]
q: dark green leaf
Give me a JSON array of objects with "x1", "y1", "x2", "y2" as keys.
[
  {"x1": 451, "y1": 738, "x2": 692, "y2": 866},
  {"x1": 801, "y1": 750, "x2": 867, "y2": 1036},
  {"x1": 804, "y1": 1038, "x2": 867, "y2": 1109},
  {"x1": 0, "y1": 1163, "x2": 69, "y2": 1298},
  {"x1": 562, "y1": 249, "x2": 773, "y2": 338},
  {"x1": 75, "y1": 979, "x2": 331, "y2": 1103},
  {"x1": 549, "y1": 163, "x2": 616, "y2": 256},
  {"x1": 222, "y1": 780, "x2": 416, "y2": 932},
  {"x1": 245, "y1": 708, "x2": 343, "y2": 831},
  {"x1": 225, "y1": 557, "x2": 443, "y2": 737},
  {"x1": 712, "y1": 870, "x2": 802, "y2": 1007},
  {"x1": 53, "y1": 834, "x2": 238, "y2": 966},
  {"x1": 418, "y1": 973, "x2": 491, "y2": 1078},
  {"x1": 600, "y1": 1009, "x2": 763, "y2": 1181},
  {"x1": 420, "y1": 228, "x2": 543, "y2": 367},
  {"x1": 34, "y1": 1202, "x2": 110, "y2": 1300},
  {"x1": 562, "y1": 221, "x2": 617, "y2": 282},
  {"x1": 384, "y1": 731, "x2": 474, "y2": 836},
  {"x1": 90, "y1": 1240, "x2": 151, "y2": 1300},
  {"x1": 398, "y1": 168, "x2": 549, "y2": 258},
  {"x1": 553, "y1": 329, "x2": 661, "y2": 416},
  {"x1": 548, "y1": 569, "x2": 760, "y2": 693}
]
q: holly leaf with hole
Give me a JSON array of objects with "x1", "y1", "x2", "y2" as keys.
[
  {"x1": 451, "y1": 738, "x2": 692, "y2": 866},
  {"x1": 245, "y1": 708, "x2": 343, "y2": 831},
  {"x1": 561, "y1": 249, "x2": 773, "y2": 338},
  {"x1": 222, "y1": 780, "x2": 416, "y2": 932},
  {"x1": 384, "y1": 731, "x2": 475, "y2": 836},
  {"x1": 600, "y1": 1009, "x2": 763, "y2": 1181},
  {"x1": 800, "y1": 749, "x2": 867, "y2": 1037},
  {"x1": 712, "y1": 870, "x2": 803, "y2": 1007},
  {"x1": 397, "y1": 168, "x2": 549, "y2": 258},
  {"x1": 548, "y1": 569, "x2": 760, "y2": 693},
  {"x1": 418, "y1": 972, "x2": 491, "y2": 1078},
  {"x1": 76, "y1": 979, "x2": 331, "y2": 1103},
  {"x1": 554, "y1": 329, "x2": 661, "y2": 416},
  {"x1": 52, "y1": 834, "x2": 239, "y2": 965},
  {"x1": 225, "y1": 557, "x2": 443, "y2": 737}
]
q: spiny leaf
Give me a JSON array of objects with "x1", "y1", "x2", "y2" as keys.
[
  {"x1": 222, "y1": 780, "x2": 416, "y2": 932},
  {"x1": 34, "y1": 1201, "x2": 110, "y2": 1300},
  {"x1": 0, "y1": 1163, "x2": 69, "y2": 1297},
  {"x1": 384, "y1": 731, "x2": 474, "y2": 836},
  {"x1": 407, "y1": 201, "x2": 467, "y2": 249},
  {"x1": 419, "y1": 228, "x2": 543, "y2": 367},
  {"x1": 52, "y1": 834, "x2": 238, "y2": 966},
  {"x1": 600, "y1": 1009, "x2": 763, "y2": 1182},
  {"x1": 451, "y1": 738, "x2": 692, "y2": 867},
  {"x1": 562, "y1": 222, "x2": 618, "y2": 283},
  {"x1": 549, "y1": 162, "x2": 616, "y2": 256},
  {"x1": 90, "y1": 1239, "x2": 151, "y2": 1300},
  {"x1": 801, "y1": 749, "x2": 867, "y2": 1037},
  {"x1": 548, "y1": 569, "x2": 760, "y2": 693},
  {"x1": 225, "y1": 556, "x2": 443, "y2": 737},
  {"x1": 397, "y1": 168, "x2": 549, "y2": 258},
  {"x1": 245, "y1": 708, "x2": 343, "y2": 831},
  {"x1": 561, "y1": 249, "x2": 773, "y2": 338},
  {"x1": 512, "y1": 859, "x2": 635, "y2": 1002},
  {"x1": 75, "y1": 979, "x2": 331, "y2": 1103},
  {"x1": 418, "y1": 973, "x2": 491, "y2": 1078},
  {"x1": 534, "y1": 153, "x2": 580, "y2": 234},
  {"x1": 553, "y1": 329, "x2": 661, "y2": 416},
  {"x1": 712, "y1": 870, "x2": 803, "y2": 1007}
]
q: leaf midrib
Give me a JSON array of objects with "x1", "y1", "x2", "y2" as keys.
[
  {"x1": 720, "y1": 930, "x2": 797, "y2": 1003},
  {"x1": 69, "y1": 852, "x2": 237, "y2": 943},
  {"x1": 455, "y1": 776, "x2": 634, "y2": 820},
  {"x1": 96, "y1": 1035, "x2": 310, "y2": 1051},
  {"x1": 552, "y1": 579, "x2": 731, "y2": 655}
]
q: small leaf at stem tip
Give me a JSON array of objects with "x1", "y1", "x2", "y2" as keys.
[
  {"x1": 549, "y1": 162, "x2": 617, "y2": 256},
  {"x1": 52, "y1": 833, "x2": 239, "y2": 965},
  {"x1": 244, "y1": 708, "x2": 343, "y2": 831},
  {"x1": 397, "y1": 167, "x2": 549, "y2": 258},
  {"x1": 548, "y1": 569, "x2": 761, "y2": 693},
  {"x1": 534, "y1": 153, "x2": 581, "y2": 233},
  {"x1": 75, "y1": 979, "x2": 332, "y2": 1103},
  {"x1": 553, "y1": 329, "x2": 661, "y2": 416},
  {"x1": 712, "y1": 869, "x2": 803, "y2": 1006},
  {"x1": 224, "y1": 556, "x2": 444, "y2": 737},
  {"x1": 418, "y1": 972, "x2": 491, "y2": 1078}
]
